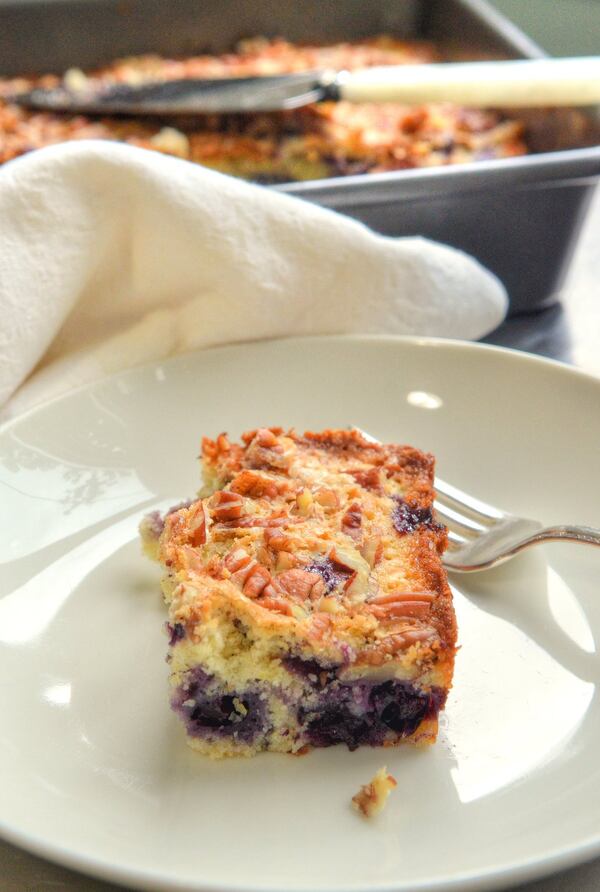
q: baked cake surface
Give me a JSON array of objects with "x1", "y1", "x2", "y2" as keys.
[
  {"x1": 141, "y1": 427, "x2": 457, "y2": 758},
  {"x1": 0, "y1": 36, "x2": 526, "y2": 177}
]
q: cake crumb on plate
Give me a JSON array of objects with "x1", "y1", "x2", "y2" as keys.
[{"x1": 352, "y1": 767, "x2": 397, "y2": 818}]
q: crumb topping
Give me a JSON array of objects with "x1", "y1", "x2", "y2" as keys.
[{"x1": 157, "y1": 428, "x2": 456, "y2": 668}]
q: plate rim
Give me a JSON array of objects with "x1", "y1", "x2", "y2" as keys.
[
  {"x1": 2, "y1": 333, "x2": 599, "y2": 436},
  {"x1": 1, "y1": 333, "x2": 599, "y2": 892},
  {"x1": 1, "y1": 813, "x2": 600, "y2": 892}
]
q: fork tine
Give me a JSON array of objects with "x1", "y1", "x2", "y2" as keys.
[
  {"x1": 434, "y1": 501, "x2": 488, "y2": 539},
  {"x1": 445, "y1": 532, "x2": 464, "y2": 550},
  {"x1": 435, "y1": 477, "x2": 504, "y2": 523}
]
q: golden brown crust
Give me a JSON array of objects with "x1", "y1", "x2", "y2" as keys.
[{"x1": 158, "y1": 428, "x2": 456, "y2": 677}]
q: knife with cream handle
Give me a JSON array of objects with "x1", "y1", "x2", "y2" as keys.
[{"x1": 13, "y1": 56, "x2": 600, "y2": 116}]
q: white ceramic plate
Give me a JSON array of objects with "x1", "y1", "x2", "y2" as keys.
[{"x1": 1, "y1": 336, "x2": 600, "y2": 892}]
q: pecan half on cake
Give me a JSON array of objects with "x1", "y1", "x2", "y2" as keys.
[{"x1": 140, "y1": 428, "x2": 457, "y2": 758}]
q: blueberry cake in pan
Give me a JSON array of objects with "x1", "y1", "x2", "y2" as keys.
[
  {"x1": 141, "y1": 427, "x2": 456, "y2": 758},
  {"x1": 0, "y1": 36, "x2": 526, "y2": 177}
]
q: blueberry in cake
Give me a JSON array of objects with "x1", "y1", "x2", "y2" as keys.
[{"x1": 140, "y1": 427, "x2": 457, "y2": 758}]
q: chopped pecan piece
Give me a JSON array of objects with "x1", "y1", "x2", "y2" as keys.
[
  {"x1": 341, "y1": 502, "x2": 362, "y2": 539},
  {"x1": 361, "y1": 536, "x2": 383, "y2": 567},
  {"x1": 263, "y1": 528, "x2": 292, "y2": 551},
  {"x1": 187, "y1": 502, "x2": 207, "y2": 547},
  {"x1": 229, "y1": 469, "x2": 284, "y2": 499},
  {"x1": 223, "y1": 548, "x2": 253, "y2": 574},
  {"x1": 275, "y1": 568, "x2": 326, "y2": 601},
  {"x1": 367, "y1": 591, "x2": 435, "y2": 620},
  {"x1": 349, "y1": 466, "x2": 381, "y2": 491},
  {"x1": 243, "y1": 565, "x2": 272, "y2": 598},
  {"x1": 211, "y1": 490, "x2": 245, "y2": 522},
  {"x1": 360, "y1": 627, "x2": 435, "y2": 664},
  {"x1": 201, "y1": 432, "x2": 244, "y2": 467},
  {"x1": 255, "y1": 428, "x2": 280, "y2": 448},
  {"x1": 231, "y1": 559, "x2": 259, "y2": 587},
  {"x1": 201, "y1": 434, "x2": 225, "y2": 460},
  {"x1": 256, "y1": 587, "x2": 294, "y2": 615},
  {"x1": 241, "y1": 427, "x2": 283, "y2": 445}
]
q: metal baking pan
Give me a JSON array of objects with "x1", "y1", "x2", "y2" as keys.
[{"x1": 1, "y1": 0, "x2": 599, "y2": 314}]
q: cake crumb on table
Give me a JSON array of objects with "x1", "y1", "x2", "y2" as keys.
[{"x1": 352, "y1": 767, "x2": 397, "y2": 818}]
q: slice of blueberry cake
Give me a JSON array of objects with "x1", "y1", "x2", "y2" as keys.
[{"x1": 141, "y1": 428, "x2": 457, "y2": 758}]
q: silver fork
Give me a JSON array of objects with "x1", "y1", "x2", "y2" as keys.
[
  {"x1": 434, "y1": 478, "x2": 600, "y2": 572},
  {"x1": 353, "y1": 429, "x2": 600, "y2": 572}
]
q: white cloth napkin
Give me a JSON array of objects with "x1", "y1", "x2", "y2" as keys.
[{"x1": 0, "y1": 140, "x2": 507, "y2": 421}]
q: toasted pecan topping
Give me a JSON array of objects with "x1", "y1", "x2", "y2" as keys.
[
  {"x1": 223, "y1": 548, "x2": 252, "y2": 573},
  {"x1": 255, "y1": 428, "x2": 280, "y2": 448},
  {"x1": 359, "y1": 627, "x2": 435, "y2": 665},
  {"x1": 275, "y1": 569, "x2": 326, "y2": 602},
  {"x1": 371, "y1": 592, "x2": 435, "y2": 604},
  {"x1": 264, "y1": 528, "x2": 294, "y2": 551},
  {"x1": 402, "y1": 628, "x2": 436, "y2": 644},
  {"x1": 303, "y1": 428, "x2": 377, "y2": 452},
  {"x1": 211, "y1": 490, "x2": 245, "y2": 522},
  {"x1": 230, "y1": 469, "x2": 286, "y2": 499},
  {"x1": 369, "y1": 601, "x2": 432, "y2": 619},
  {"x1": 231, "y1": 558, "x2": 258, "y2": 587},
  {"x1": 341, "y1": 502, "x2": 362, "y2": 539},
  {"x1": 242, "y1": 427, "x2": 283, "y2": 446},
  {"x1": 367, "y1": 591, "x2": 435, "y2": 619},
  {"x1": 361, "y1": 536, "x2": 383, "y2": 567},
  {"x1": 349, "y1": 467, "x2": 381, "y2": 491},
  {"x1": 243, "y1": 565, "x2": 272, "y2": 598},
  {"x1": 201, "y1": 433, "x2": 244, "y2": 468},
  {"x1": 256, "y1": 591, "x2": 293, "y2": 615},
  {"x1": 201, "y1": 434, "x2": 222, "y2": 460},
  {"x1": 156, "y1": 427, "x2": 456, "y2": 666},
  {"x1": 328, "y1": 549, "x2": 360, "y2": 592},
  {"x1": 245, "y1": 432, "x2": 292, "y2": 471},
  {"x1": 187, "y1": 502, "x2": 207, "y2": 547}
]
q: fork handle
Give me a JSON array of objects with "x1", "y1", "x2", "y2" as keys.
[
  {"x1": 445, "y1": 524, "x2": 600, "y2": 573},
  {"x1": 337, "y1": 57, "x2": 600, "y2": 107},
  {"x1": 536, "y1": 525, "x2": 600, "y2": 547}
]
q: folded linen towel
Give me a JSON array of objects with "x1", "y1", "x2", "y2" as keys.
[{"x1": 0, "y1": 141, "x2": 507, "y2": 420}]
